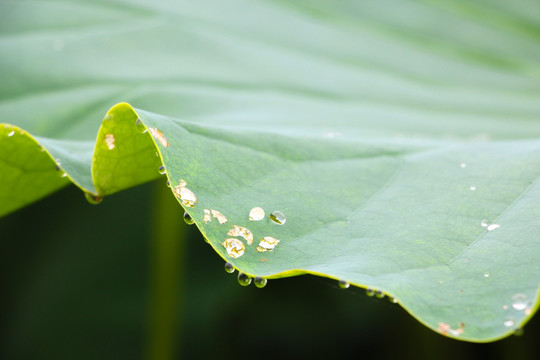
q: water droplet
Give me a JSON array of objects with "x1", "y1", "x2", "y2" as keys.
[
  {"x1": 166, "y1": 180, "x2": 171, "y2": 188},
  {"x1": 254, "y1": 277, "x2": 267, "y2": 288},
  {"x1": 55, "y1": 161, "x2": 61, "y2": 171},
  {"x1": 366, "y1": 288, "x2": 375, "y2": 297},
  {"x1": 513, "y1": 328, "x2": 524, "y2": 337},
  {"x1": 481, "y1": 219, "x2": 489, "y2": 227},
  {"x1": 158, "y1": 165, "x2": 166, "y2": 175},
  {"x1": 338, "y1": 280, "x2": 350, "y2": 289},
  {"x1": 470, "y1": 186, "x2": 476, "y2": 191},
  {"x1": 249, "y1": 207, "x2": 265, "y2": 221},
  {"x1": 504, "y1": 317, "x2": 515, "y2": 327},
  {"x1": 237, "y1": 272, "x2": 252, "y2": 286},
  {"x1": 487, "y1": 224, "x2": 500, "y2": 231},
  {"x1": 84, "y1": 192, "x2": 103, "y2": 205},
  {"x1": 135, "y1": 118, "x2": 147, "y2": 133},
  {"x1": 483, "y1": 273, "x2": 490, "y2": 278},
  {"x1": 511, "y1": 293, "x2": 528, "y2": 311},
  {"x1": 183, "y1": 212, "x2": 194, "y2": 225},
  {"x1": 388, "y1": 297, "x2": 398, "y2": 304},
  {"x1": 256, "y1": 236, "x2": 280, "y2": 252},
  {"x1": 460, "y1": 163, "x2": 467, "y2": 168},
  {"x1": 375, "y1": 290, "x2": 385, "y2": 299},
  {"x1": 222, "y1": 238, "x2": 245, "y2": 258},
  {"x1": 61, "y1": 172, "x2": 68, "y2": 178},
  {"x1": 224, "y1": 262, "x2": 235, "y2": 274},
  {"x1": 269, "y1": 211, "x2": 286, "y2": 225},
  {"x1": 7, "y1": 130, "x2": 15, "y2": 137},
  {"x1": 227, "y1": 225, "x2": 253, "y2": 245}
]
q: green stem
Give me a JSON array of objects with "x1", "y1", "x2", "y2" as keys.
[{"x1": 145, "y1": 181, "x2": 185, "y2": 360}]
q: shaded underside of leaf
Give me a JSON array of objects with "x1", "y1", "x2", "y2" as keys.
[{"x1": 1, "y1": 0, "x2": 540, "y2": 342}]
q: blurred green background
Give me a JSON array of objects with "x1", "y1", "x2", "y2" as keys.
[{"x1": 1, "y1": 181, "x2": 539, "y2": 360}]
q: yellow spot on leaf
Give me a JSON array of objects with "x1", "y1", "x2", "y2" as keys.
[
  {"x1": 105, "y1": 133, "x2": 115, "y2": 150},
  {"x1": 148, "y1": 127, "x2": 169, "y2": 147},
  {"x1": 227, "y1": 225, "x2": 254, "y2": 245},
  {"x1": 211, "y1": 209, "x2": 228, "y2": 224},
  {"x1": 222, "y1": 238, "x2": 245, "y2": 259},
  {"x1": 256, "y1": 236, "x2": 280, "y2": 252}
]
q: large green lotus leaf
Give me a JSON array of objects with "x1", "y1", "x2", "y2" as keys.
[{"x1": 1, "y1": 0, "x2": 540, "y2": 342}]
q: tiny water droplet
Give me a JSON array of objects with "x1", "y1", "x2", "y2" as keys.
[
  {"x1": 483, "y1": 273, "x2": 490, "y2": 278},
  {"x1": 269, "y1": 211, "x2": 286, "y2": 225},
  {"x1": 460, "y1": 163, "x2": 466, "y2": 168},
  {"x1": 224, "y1": 262, "x2": 235, "y2": 274},
  {"x1": 249, "y1": 207, "x2": 265, "y2": 221},
  {"x1": 388, "y1": 297, "x2": 398, "y2": 304},
  {"x1": 375, "y1": 290, "x2": 385, "y2": 299},
  {"x1": 338, "y1": 280, "x2": 350, "y2": 289},
  {"x1": 85, "y1": 192, "x2": 103, "y2": 205},
  {"x1": 135, "y1": 118, "x2": 147, "y2": 133},
  {"x1": 504, "y1": 317, "x2": 515, "y2": 327},
  {"x1": 61, "y1": 172, "x2": 68, "y2": 178},
  {"x1": 7, "y1": 130, "x2": 15, "y2": 137},
  {"x1": 166, "y1": 180, "x2": 171, "y2": 188},
  {"x1": 366, "y1": 288, "x2": 375, "y2": 297},
  {"x1": 254, "y1": 277, "x2": 267, "y2": 288},
  {"x1": 183, "y1": 212, "x2": 194, "y2": 225},
  {"x1": 511, "y1": 293, "x2": 528, "y2": 311},
  {"x1": 481, "y1": 219, "x2": 489, "y2": 227},
  {"x1": 158, "y1": 165, "x2": 166, "y2": 175},
  {"x1": 237, "y1": 272, "x2": 252, "y2": 286},
  {"x1": 513, "y1": 328, "x2": 524, "y2": 337},
  {"x1": 55, "y1": 161, "x2": 61, "y2": 171},
  {"x1": 470, "y1": 186, "x2": 476, "y2": 191}
]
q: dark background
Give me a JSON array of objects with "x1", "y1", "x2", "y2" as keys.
[{"x1": 1, "y1": 181, "x2": 539, "y2": 360}]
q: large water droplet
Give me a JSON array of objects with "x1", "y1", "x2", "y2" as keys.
[
  {"x1": 254, "y1": 277, "x2": 267, "y2": 288},
  {"x1": 269, "y1": 211, "x2": 286, "y2": 225},
  {"x1": 224, "y1": 262, "x2": 235, "y2": 274},
  {"x1": 511, "y1": 293, "x2": 528, "y2": 311},
  {"x1": 183, "y1": 212, "x2": 194, "y2": 225},
  {"x1": 237, "y1": 272, "x2": 252, "y2": 286},
  {"x1": 249, "y1": 207, "x2": 265, "y2": 221},
  {"x1": 366, "y1": 288, "x2": 375, "y2": 297},
  {"x1": 135, "y1": 118, "x2": 147, "y2": 133},
  {"x1": 158, "y1": 165, "x2": 166, "y2": 175},
  {"x1": 338, "y1": 280, "x2": 350, "y2": 289},
  {"x1": 84, "y1": 192, "x2": 103, "y2": 205}
]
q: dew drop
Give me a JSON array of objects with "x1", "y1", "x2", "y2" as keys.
[
  {"x1": 254, "y1": 277, "x2": 267, "y2": 288},
  {"x1": 460, "y1": 163, "x2": 467, "y2": 168},
  {"x1": 388, "y1": 297, "x2": 398, "y2": 304},
  {"x1": 7, "y1": 130, "x2": 15, "y2": 137},
  {"x1": 135, "y1": 118, "x2": 147, "y2": 133},
  {"x1": 249, "y1": 207, "x2": 265, "y2": 221},
  {"x1": 338, "y1": 280, "x2": 350, "y2": 289},
  {"x1": 158, "y1": 165, "x2": 166, "y2": 175},
  {"x1": 511, "y1": 293, "x2": 528, "y2": 311},
  {"x1": 183, "y1": 211, "x2": 194, "y2": 225},
  {"x1": 84, "y1": 192, "x2": 103, "y2": 205},
  {"x1": 513, "y1": 328, "x2": 524, "y2": 337},
  {"x1": 55, "y1": 161, "x2": 61, "y2": 171},
  {"x1": 504, "y1": 317, "x2": 515, "y2": 327},
  {"x1": 470, "y1": 186, "x2": 476, "y2": 191},
  {"x1": 366, "y1": 288, "x2": 375, "y2": 297},
  {"x1": 224, "y1": 262, "x2": 235, "y2": 274},
  {"x1": 166, "y1": 180, "x2": 171, "y2": 188},
  {"x1": 269, "y1": 211, "x2": 286, "y2": 225},
  {"x1": 483, "y1": 273, "x2": 490, "y2": 278},
  {"x1": 237, "y1": 272, "x2": 252, "y2": 286},
  {"x1": 375, "y1": 290, "x2": 385, "y2": 299},
  {"x1": 61, "y1": 172, "x2": 68, "y2": 178}
]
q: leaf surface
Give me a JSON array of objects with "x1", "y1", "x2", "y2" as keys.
[{"x1": 1, "y1": 0, "x2": 540, "y2": 341}]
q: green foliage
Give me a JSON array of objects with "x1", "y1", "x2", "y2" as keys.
[{"x1": 1, "y1": 0, "x2": 540, "y2": 342}]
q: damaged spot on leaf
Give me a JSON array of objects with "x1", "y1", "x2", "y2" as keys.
[
  {"x1": 211, "y1": 209, "x2": 228, "y2": 224},
  {"x1": 437, "y1": 322, "x2": 464, "y2": 336}
]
